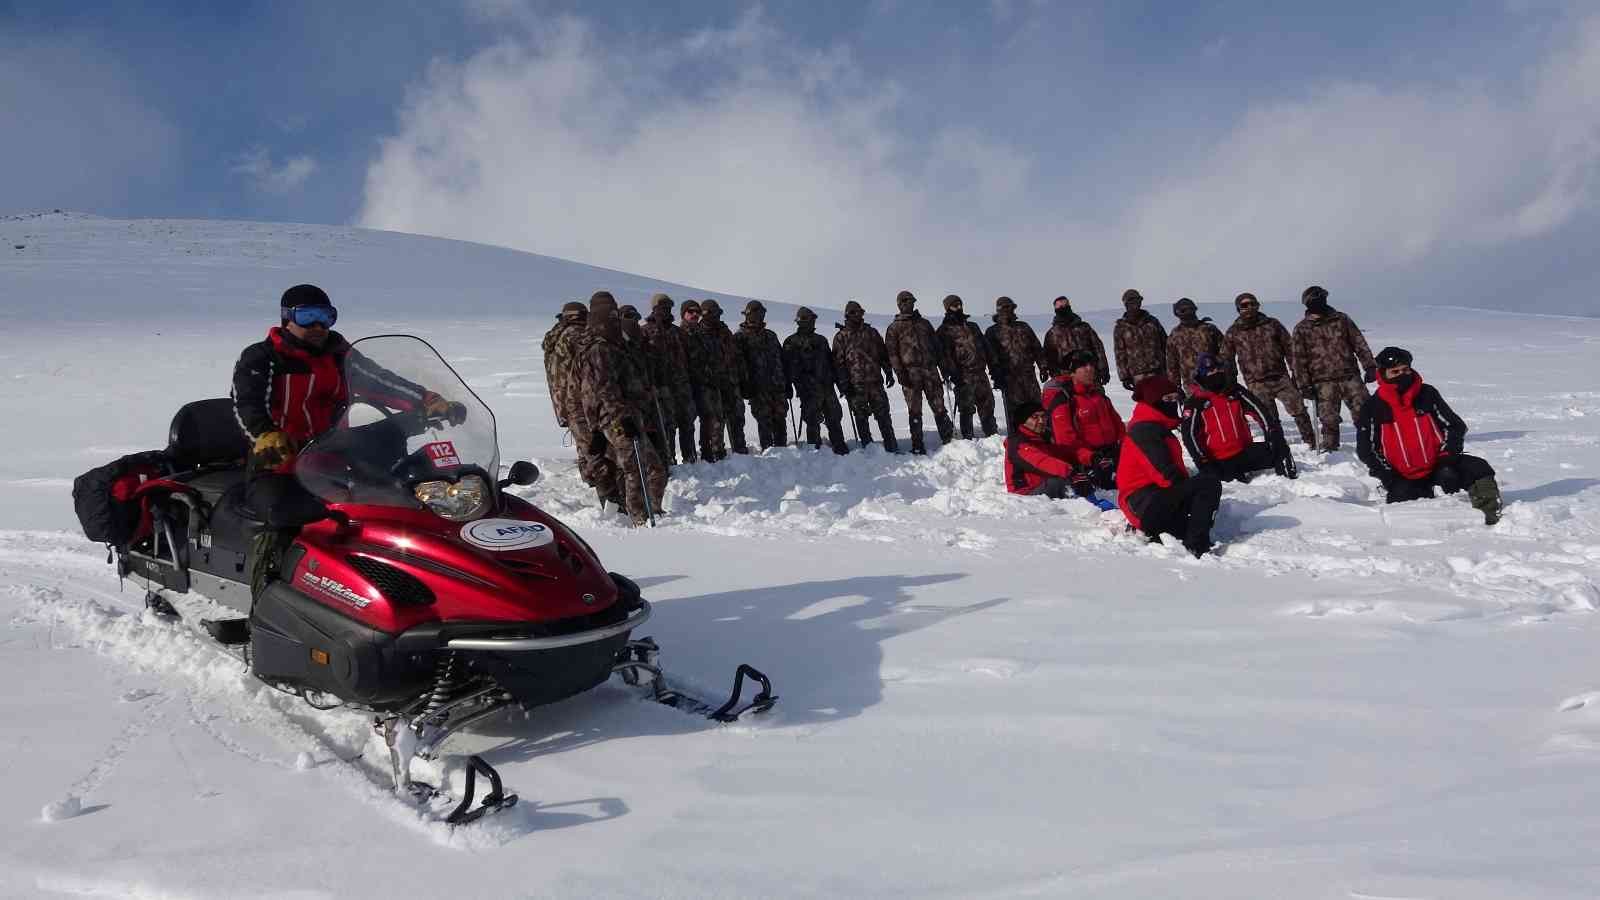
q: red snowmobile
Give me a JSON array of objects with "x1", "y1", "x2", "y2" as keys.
[{"x1": 75, "y1": 334, "x2": 775, "y2": 824}]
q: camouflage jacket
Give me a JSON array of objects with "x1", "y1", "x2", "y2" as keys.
[
  {"x1": 783, "y1": 329, "x2": 838, "y2": 395},
  {"x1": 735, "y1": 322, "x2": 788, "y2": 396},
  {"x1": 1113, "y1": 310, "x2": 1168, "y2": 384},
  {"x1": 936, "y1": 313, "x2": 993, "y2": 377},
  {"x1": 681, "y1": 321, "x2": 721, "y2": 389},
  {"x1": 985, "y1": 315, "x2": 1046, "y2": 384},
  {"x1": 1042, "y1": 313, "x2": 1110, "y2": 384},
  {"x1": 885, "y1": 311, "x2": 950, "y2": 383},
  {"x1": 621, "y1": 332, "x2": 664, "y2": 407},
  {"x1": 831, "y1": 321, "x2": 892, "y2": 394},
  {"x1": 572, "y1": 330, "x2": 646, "y2": 437},
  {"x1": 707, "y1": 320, "x2": 745, "y2": 392},
  {"x1": 1221, "y1": 314, "x2": 1297, "y2": 384},
  {"x1": 1166, "y1": 319, "x2": 1226, "y2": 385},
  {"x1": 1291, "y1": 309, "x2": 1376, "y2": 388},
  {"x1": 542, "y1": 319, "x2": 586, "y2": 421},
  {"x1": 640, "y1": 313, "x2": 692, "y2": 392}
]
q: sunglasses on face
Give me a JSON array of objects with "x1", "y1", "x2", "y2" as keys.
[
  {"x1": 287, "y1": 305, "x2": 337, "y2": 328},
  {"x1": 1239, "y1": 301, "x2": 1260, "y2": 310}
]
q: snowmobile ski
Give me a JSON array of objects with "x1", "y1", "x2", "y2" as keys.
[{"x1": 613, "y1": 638, "x2": 778, "y2": 722}]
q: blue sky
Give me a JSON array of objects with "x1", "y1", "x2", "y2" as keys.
[{"x1": 4, "y1": 1, "x2": 1596, "y2": 313}]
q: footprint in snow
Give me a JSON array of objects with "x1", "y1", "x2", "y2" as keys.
[
  {"x1": 120, "y1": 688, "x2": 160, "y2": 703},
  {"x1": 1559, "y1": 692, "x2": 1600, "y2": 712}
]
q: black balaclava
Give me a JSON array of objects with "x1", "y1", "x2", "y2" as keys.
[
  {"x1": 1174, "y1": 298, "x2": 1199, "y2": 325},
  {"x1": 844, "y1": 300, "x2": 865, "y2": 325},
  {"x1": 589, "y1": 291, "x2": 621, "y2": 341},
  {"x1": 896, "y1": 290, "x2": 917, "y2": 315},
  {"x1": 796, "y1": 307, "x2": 817, "y2": 334},
  {"x1": 1302, "y1": 285, "x2": 1330, "y2": 315},
  {"x1": 995, "y1": 296, "x2": 1017, "y2": 323}
]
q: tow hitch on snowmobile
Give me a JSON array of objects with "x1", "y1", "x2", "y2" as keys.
[{"x1": 612, "y1": 638, "x2": 779, "y2": 722}]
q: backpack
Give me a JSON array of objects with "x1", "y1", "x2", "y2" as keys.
[{"x1": 72, "y1": 450, "x2": 172, "y2": 548}]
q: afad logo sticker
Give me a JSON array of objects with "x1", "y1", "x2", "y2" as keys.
[{"x1": 461, "y1": 518, "x2": 554, "y2": 552}]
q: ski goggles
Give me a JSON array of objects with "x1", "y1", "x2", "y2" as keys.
[{"x1": 284, "y1": 305, "x2": 338, "y2": 328}]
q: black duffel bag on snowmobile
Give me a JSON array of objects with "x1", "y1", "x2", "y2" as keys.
[{"x1": 72, "y1": 450, "x2": 174, "y2": 549}]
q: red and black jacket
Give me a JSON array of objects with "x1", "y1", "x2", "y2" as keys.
[
  {"x1": 1180, "y1": 383, "x2": 1275, "y2": 464},
  {"x1": 1355, "y1": 374, "x2": 1465, "y2": 482},
  {"x1": 1004, "y1": 424, "x2": 1076, "y2": 495},
  {"x1": 1116, "y1": 401, "x2": 1187, "y2": 529},
  {"x1": 1040, "y1": 377, "x2": 1126, "y2": 465},
  {"x1": 231, "y1": 328, "x2": 428, "y2": 471}
]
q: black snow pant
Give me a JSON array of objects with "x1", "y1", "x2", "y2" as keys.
[
  {"x1": 1132, "y1": 474, "x2": 1222, "y2": 547},
  {"x1": 244, "y1": 473, "x2": 329, "y2": 601},
  {"x1": 1383, "y1": 453, "x2": 1495, "y2": 503},
  {"x1": 1198, "y1": 443, "x2": 1279, "y2": 483},
  {"x1": 1025, "y1": 476, "x2": 1071, "y2": 500}
]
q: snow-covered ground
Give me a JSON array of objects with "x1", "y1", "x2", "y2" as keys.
[{"x1": 4, "y1": 214, "x2": 1600, "y2": 898}]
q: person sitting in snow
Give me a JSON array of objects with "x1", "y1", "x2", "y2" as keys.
[
  {"x1": 1117, "y1": 375, "x2": 1223, "y2": 558},
  {"x1": 1180, "y1": 353, "x2": 1297, "y2": 483},
  {"x1": 1003, "y1": 399, "x2": 1078, "y2": 500},
  {"x1": 1041, "y1": 348, "x2": 1125, "y2": 496},
  {"x1": 1355, "y1": 346, "x2": 1503, "y2": 524}
]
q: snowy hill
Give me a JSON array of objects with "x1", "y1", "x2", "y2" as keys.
[{"x1": 3, "y1": 215, "x2": 1600, "y2": 898}]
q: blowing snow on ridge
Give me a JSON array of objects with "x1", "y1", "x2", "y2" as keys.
[{"x1": 3, "y1": 215, "x2": 1600, "y2": 898}]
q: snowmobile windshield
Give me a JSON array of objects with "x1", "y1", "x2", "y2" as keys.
[{"x1": 295, "y1": 335, "x2": 500, "y2": 515}]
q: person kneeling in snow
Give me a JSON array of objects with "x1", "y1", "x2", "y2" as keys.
[
  {"x1": 1117, "y1": 376, "x2": 1223, "y2": 558},
  {"x1": 1355, "y1": 346, "x2": 1503, "y2": 525},
  {"x1": 1003, "y1": 400, "x2": 1078, "y2": 500},
  {"x1": 1180, "y1": 353, "x2": 1297, "y2": 483},
  {"x1": 1041, "y1": 349, "x2": 1125, "y2": 496}
]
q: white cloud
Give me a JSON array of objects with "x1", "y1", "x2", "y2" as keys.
[
  {"x1": 232, "y1": 148, "x2": 318, "y2": 194},
  {"x1": 359, "y1": 8, "x2": 1600, "y2": 312}
]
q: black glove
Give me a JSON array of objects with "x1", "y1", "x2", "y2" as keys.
[
  {"x1": 1363, "y1": 366, "x2": 1378, "y2": 384},
  {"x1": 990, "y1": 367, "x2": 1007, "y2": 384},
  {"x1": 621, "y1": 419, "x2": 641, "y2": 439},
  {"x1": 1095, "y1": 452, "x2": 1114, "y2": 472},
  {"x1": 839, "y1": 383, "x2": 854, "y2": 398},
  {"x1": 1121, "y1": 379, "x2": 1135, "y2": 392},
  {"x1": 786, "y1": 385, "x2": 795, "y2": 400},
  {"x1": 1434, "y1": 461, "x2": 1463, "y2": 494},
  {"x1": 885, "y1": 371, "x2": 896, "y2": 388},
  {"x1": 446, "y1": 401, "x2": 469, "y2": 426},
  {"x1": 1070, "y1": 470, "x2": 1094, "y2": 495}
]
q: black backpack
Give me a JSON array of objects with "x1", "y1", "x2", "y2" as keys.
[{"x1": 72, "y1": 450, "x2": 172, "y2": 548}]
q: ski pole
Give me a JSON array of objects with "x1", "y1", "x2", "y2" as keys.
[
  {"x1": 630, "y1": 437, "x2": 656, "y2": 527},
  {"x1": 845, "y1": 396, "x2": 863, "y2": 446},
  {"x1": 787, "y1": 396, "x2": 799, "y2": 446}
]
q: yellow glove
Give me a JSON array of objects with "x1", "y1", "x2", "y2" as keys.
[
  {"x1": 422, "y1": 392, "x2": 468, "y2": 425},
  {"x1": 252, "y1": 431, "x2": 294, "y2": 469}
]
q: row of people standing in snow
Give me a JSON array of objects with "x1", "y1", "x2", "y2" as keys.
[{"x1": 1004, "y1": 288, "x2": 1505, "y2": 558}]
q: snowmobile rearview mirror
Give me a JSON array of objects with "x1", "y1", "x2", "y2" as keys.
[{"x1": 500, "y1": 460, "x2": 540, "y2": 488}]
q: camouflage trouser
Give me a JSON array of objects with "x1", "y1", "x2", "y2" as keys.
[
  {"x1": 899, "y1": 370, "x2": 950, "y2": 421},
  {"x1": 1309, "y1": 377, "x2": 1369, "y2": 451},
  {"x1": 1248, "y1": 375, "x2": 1315, "y2": 445},
  {"x1": 669, "y1": 386, "x2": 697, "y2": 463},
  {"x1": 691, "y1": 383, "x2": 726, "y2": 461},
  {"x1": 720, "y1": 382, "x2": 750, "y2": 453},
  {"x1": 572, "y1": 417, "x2": 618, "y2": 501},
  {"x1": 846, "y1": 380, "x2": 896, "y2": 444},
  {"x1": 748, "y1": 391, "x2": 789, "y2": 449},
  {"x1": 1000, "y1": 375, "x2": 1042, "y2": 433},
  {"x1": 601, "y1": 425, "x2": 667, "y2": 526},
  {"x1": 952, "y1": 368, "x2": 997, "y2": 437},
  {"x1": 797, "y1": 384, "x2": 847, "y2": 450}
]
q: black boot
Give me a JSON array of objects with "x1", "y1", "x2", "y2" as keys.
[
  {"x1": 934, "y1": 413, "x2": 955, "y2": 445},
  {"x1": 980, "y1": 413, "x2": 998, "y2": 437},
  {"x1": 959, "y1": 412, "x2": 975, "y2": 440},
  {"x1": 879, "y1": 416, "x2": 901, "y2": 453},
  {"x1": 909, "y1": 415, "x2": 927, "y2": 455},
  {"x1": 756, "y1": 421, "x2": 772, "y2": 450},
  {"x1": 828, "y1": 423, "x2": 851, "y2": 455},
  {"x1": 856, "y1": 412, "x2": 875, "y2": 449}
]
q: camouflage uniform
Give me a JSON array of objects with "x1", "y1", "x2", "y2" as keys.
[
  {"x1": 572, "y1": 292, "x2": 667, "y2": 525},
  {"x1": 1165, "y1": 298, "x2": 1226, "y2": 389},
  {"x1": 1041, "y1": 297, "x2": 1110, "y2": 385},
  {"x1": 542, "y1": 302, "x2": 602, "y2": 486},
  {"x1": 701, "y1": 299, "x2": 751, "y2": 455},
  {"x1": 641, "y1": 294, "x2": 697, "y2": 464},
  {"x1": 680, "y1": 300, "x2": 727, "y2": 461},
  {"x1": 619, "y1": 305, "x2": 673, "y2": 469},
  {"x1": 783, "y1": 307, "x2": 849, "y2": 454},
  {"x1": 984, "y1": 296, "x2": 1048, "y2": 434},
  {"x1": 831, "y1": 301, "x2": 900, "y2": 451},
  {"x1": 1291, "y1": 286, "x2": 1377, "y2": 451},
  {"x1": 1112, "y1": 289, "x2": 1168, "y2": 390},
  {"x1": 884, "y1": 291, "x2": 955, "y2": 453},
  {"x1": 934, "y1": 295, "x2": 998, "y2": 439},
  {"x1": 734, "y1": 300, "x2": 790, "y2": 449},
  {"x1": 1220, "y1": 292, "x2": 1315, "y2": 445}
]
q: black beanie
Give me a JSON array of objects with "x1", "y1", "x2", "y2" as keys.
[
  {"x1": 1374, "y1": 346, "x2": 1413, "y2": 368},
  {"x1": 281, "y1": 284, "x2": 331, "y2": 311},
  {"x1": 1012, "y1": 399, "x2": 1043, "y2": 425}
]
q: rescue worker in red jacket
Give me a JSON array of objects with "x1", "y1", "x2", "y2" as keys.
[
  {"x1": 1040, "y1": 349, "x2": 1125, "y2": 494},
  {"x1": 231, "y1": 285, "x2": 459, "y2": 589},
  {"x1": 1117, "y1": 375, "x2": 1223, "y2": 558},
  {"x1": 1355, "y1": 346, "x2": 1503, "y2": 524},
  {"x1": 1003, "y1": 400, "x2": 1077, "y2": 499},
  {"x1": 1180, "y1": 353, "x2": 1298, "y2": 483}
]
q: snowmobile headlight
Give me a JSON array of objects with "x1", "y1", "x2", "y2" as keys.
[{"x1": 415, "y1": 476, "x2": 489, "y2": 522}]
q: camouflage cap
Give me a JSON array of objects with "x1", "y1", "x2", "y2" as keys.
[
  {"x1": 1121, "y1": 289, "x2": 1143, "y2": 304},
  {"x1": 995, "y1": 295, "x2": 1017, "y2": 309},
  {"x1": 895, "y1": 290, "x2": 916, "y2": 303},
  {"x1": 1301, "y1": 285, "x2": 1328, "y2": 304},
  {"x1": 743, "y1": 300, "x2": 766, "y2": 315},
  {"x1": 619, "y1": 304, "x2": 641, "y2": 320},
  {"x1": 560, "y1": 301, "x2": 587, "y2": 319},
  {"x1": 795, "y1": 306, "x2": 817, "y2": 321},
  {"x1": 844, "y1": 300, "x2": 865, "y2": 316},
  {"x1": 701, "y1": 299, "x2": 723, "y2": 315},
  {"x1": 942, "y1": 294, "x2": 963, "y2": 311},
  {"x1": 589, "y1": 291, "x2": 618, "y2": 315},
  {"x1": 1053, "y1": 295, "x2": 1071, "y2": 309},
  {"x1": 1234, "y1": 292, "x2": 1258, "y2": 308},
  {"x1": 681, "y1": 299, "x2": 702, "y2": 314},
  {"x1": 1173, "y1": 297, "x2": 1197, "y2": 315}
]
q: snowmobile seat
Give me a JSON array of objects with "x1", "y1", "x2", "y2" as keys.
[
  {"x1": 168, "y1": 398, "x2": 250, "y2": 473},
  {"x1": 207, "y1": 481, "x2": 267, "y2": 553}
]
